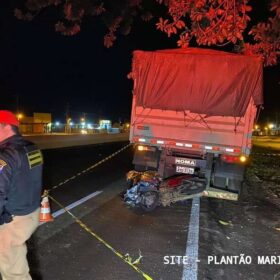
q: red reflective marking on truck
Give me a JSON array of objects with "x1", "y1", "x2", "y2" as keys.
[
  {"x1": 150, "y1": 139, "x2": 157, "y2": 144},
  {"x1": 222, "y1": 154, "x2": 248, "y2": 163},
  {"x1": 221, "y1": 155, "x2": 238, "y2": 163},
  {"x1": 168, "y1": 141, "x2": 176, "y2": 146},
  {"x1": 137, "y1": 125, "x2": 149, "y2": 130}
]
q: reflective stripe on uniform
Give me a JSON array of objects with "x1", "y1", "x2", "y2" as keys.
[{"x1": 27, "y1": 150, "x2": 43, "y2": 169}]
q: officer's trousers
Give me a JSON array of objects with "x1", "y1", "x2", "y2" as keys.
[{"x1": 0, "y1": 208, "x2": 40, "y2": 280}]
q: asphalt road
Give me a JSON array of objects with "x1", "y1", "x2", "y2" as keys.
[
  {"x1": 25, "y1": 141, "x2": 280, "y2": 280},
  {"x1": 23, "y1": 132, "x2": 129, "y2": 150}
]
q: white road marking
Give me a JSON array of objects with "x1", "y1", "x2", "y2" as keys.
[
  {"x1": 52, "y1": 190, "x2": 103, "y2": 218},
  {"x1": 40, "y1": 190, "x2": 102, "y2": 225},
  {"x1": 182, "y1": 197, "x2": 200, "y2": 280}
]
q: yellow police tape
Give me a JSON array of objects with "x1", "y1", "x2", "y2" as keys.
[{"x1": 47, "y1": 194, "x2": 153, "y2": 280}]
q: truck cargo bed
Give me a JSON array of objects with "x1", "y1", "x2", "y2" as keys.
[{"x1": 130, "y1": 97, "x2": 256, "y2": 156}]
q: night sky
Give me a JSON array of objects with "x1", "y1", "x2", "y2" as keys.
[{"x1": 0, "y1": 1, "x2": 279, "y2": 124}]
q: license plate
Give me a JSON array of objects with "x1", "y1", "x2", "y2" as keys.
[{"x1": 176, "y1": 166, "x2": 195, "y2": 174}]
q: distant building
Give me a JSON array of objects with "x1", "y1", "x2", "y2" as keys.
[
  {"x1": 33, "y1": 113, "x2": 51, "y2": 124},
  {"x1": 19, "y1": 112, "x2": 52, "y2": 134},
  {"x1": 99, "y1": 120, "x2": 111, "y2": 130}
]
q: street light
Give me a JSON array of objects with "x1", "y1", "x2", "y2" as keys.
[
  {"x1": 65, "y1": 118, "x2": 72, "y2": 133},
  {"x1": 17, "y1": 113, "x2": 23, "y2": 120},
  {"x1": 268, "y1": 123, "x2": 274, "y2": 129}
]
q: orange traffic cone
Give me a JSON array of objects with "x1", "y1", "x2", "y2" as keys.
[{"x1": 40, "y1": 194, "x2": 54, "y2": 222}]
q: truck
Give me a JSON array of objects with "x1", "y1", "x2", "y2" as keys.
[{"x1": 124, "y1": 48, "x2": 263, "y2": 211}]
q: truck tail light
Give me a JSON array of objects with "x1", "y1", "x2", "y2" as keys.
[
  {"x1": 221, "y1": 155, "x2": 248, "y2": 164},
  {"x1": 239, "y1": 155, "x2": 247, "y2": 163},
  {"x1": 137, "y1": 145, "x2": 155, "y2": 152},
  {"x1": 138, "y1": 145, "x2": 145, "y2": 151}
]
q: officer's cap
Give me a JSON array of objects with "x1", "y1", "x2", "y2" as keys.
[{"x1": 0, "y1": 111, "x2": 19, "y2": 127}]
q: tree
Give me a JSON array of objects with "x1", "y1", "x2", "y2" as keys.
[{"x1": 15, "y1": 0, "x2": 280, "y2": 66}]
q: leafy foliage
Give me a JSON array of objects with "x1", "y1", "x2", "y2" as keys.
[
  {"x1": 15, "y1": 0, "x2": 280, "y2": 66},
  {"x1": 246, "y1": 0, "x2": 280, "y2": 66}
]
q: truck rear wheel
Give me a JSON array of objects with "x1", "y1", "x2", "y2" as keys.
[{"x1": 238, "y1": 182, "x2": 249, "y2": 202}]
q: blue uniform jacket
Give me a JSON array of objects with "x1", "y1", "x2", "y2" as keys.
[{"x1": 0, "y1": 135, "x2": 43, "y2": 218}]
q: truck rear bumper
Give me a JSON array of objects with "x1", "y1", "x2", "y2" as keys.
[{"x1": 167, "y1": 187, "x2": 239, "y2": 202}]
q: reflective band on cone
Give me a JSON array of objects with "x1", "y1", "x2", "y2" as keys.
[
  {"x1": 40, "y1": 208, "x2": 51, "y2": 214},
  {"x1": 40, "y1": 195, "x2": 54, "y2": 222}
]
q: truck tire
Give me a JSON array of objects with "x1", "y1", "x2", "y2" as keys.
[
  {"x1": 238, "y1": 182, "x2": 249, "y2": 202},
  {"x1": 227, "y1": 178, "x2": 242, "y2": 193}
]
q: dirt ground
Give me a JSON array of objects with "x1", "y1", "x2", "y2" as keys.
[{"x1": 247, "y1": 142, "x2": 280, "y2": 209}]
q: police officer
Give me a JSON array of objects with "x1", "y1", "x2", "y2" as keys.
[{"x1": 0, "y1": 110, "x2": 43, "y2": 280}]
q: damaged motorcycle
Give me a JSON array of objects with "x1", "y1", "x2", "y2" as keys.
[{"x1": 124, "y1": 170, "x2": 206, "y2": 212}]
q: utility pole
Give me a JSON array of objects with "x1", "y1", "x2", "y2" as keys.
[
  {"x1": 276, "y1": 111, "x2": 279, "y2": 135},
  {"x1": 65, "y1": 102, "x2": 70, "y2": 133},
  {"x1": 15, "y1": 94, "x2": 19, "y2": 114},
  {"x1": 82, "y1": 112, "x2": 86, "y2": 121}
]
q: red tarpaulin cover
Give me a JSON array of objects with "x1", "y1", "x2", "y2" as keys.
[{"x1": 131, "y1": 48, "x2": 263, "y2": 117}]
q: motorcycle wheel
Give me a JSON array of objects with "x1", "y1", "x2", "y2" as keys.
[
  {"x1": 139, "y1": 191, "x2": 159, "y2": 212},
  {"x1": 180, "y1": 180, "x2": 206, "y2": 195}
]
